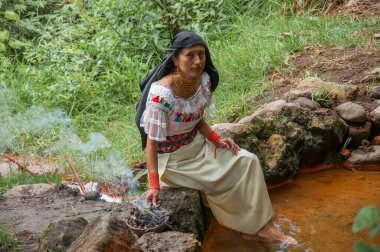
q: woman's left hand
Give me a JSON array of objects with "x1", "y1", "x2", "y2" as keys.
[{"x1": 217, "y1": 138, "x2": 241, "y2": 155}]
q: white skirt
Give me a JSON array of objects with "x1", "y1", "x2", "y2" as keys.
[{"x1": 157, "y1": 131, "x2": 275, "y2": 234}]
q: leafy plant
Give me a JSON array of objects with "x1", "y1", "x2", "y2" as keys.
[
  {"x1": 352, "y1": 205, "x2": 380, "y2": 252},
  {"x1": 311, "y1": 89, "x2": 333, "y2": 108}
]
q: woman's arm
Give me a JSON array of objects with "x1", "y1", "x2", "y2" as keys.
[
  {"x1": 196, "y1": 118, "x2": 240, "y2": 155},
  {"x1": 145, "y1": 137, "x2": 160, "y2": 206}
]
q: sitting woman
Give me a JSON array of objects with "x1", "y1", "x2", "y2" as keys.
[{"x1": 135, "y1": 31, "x2": 297, "y2": 245}]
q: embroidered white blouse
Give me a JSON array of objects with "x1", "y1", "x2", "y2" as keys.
[{"x1": 140, "y1": 72, "x2": 215, "y2": 141}]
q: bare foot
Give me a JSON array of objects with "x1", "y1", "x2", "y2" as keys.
[{"x1": 256, "y1": 221, "x2": 297, "y2": 245}]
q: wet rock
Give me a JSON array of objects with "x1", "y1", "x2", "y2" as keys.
[
  {"x1": 137, "y1": 231, "x2": 201, "y2": 252},
  {"x1": 39, "y1": 217, "x2": 88, "y2": 251},
  {"x1": 4, "y1": 184, "x2": 56, "y2": 197},
  {"x1": 347, "y1": 121, "x2": 372, "y2": 147},
  {"x1": 334, "y1": 102, "x2": 367, "y2": 123},
  {"x1": 370, "y1": 106, "x2": 380, "y2": 128},
  {"x1": 347, "y1": 145, "x2": 380, "y2": 164},
  {"x1": 67, "y1": 215, "x2": 140, "y2": 252},
  {"x1": 293, "y1": 97, "x2": 321, "y2": 110},
  {"x1": 159, "y1": 187, "x2": 210, "y2": 242}
]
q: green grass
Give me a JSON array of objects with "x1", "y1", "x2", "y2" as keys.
[
  {"x1": 0, "y1": 225, "x2": 19, "y2": 252},
  {"x1": 210, "y1": 14, "x2": 379, "y2": 123},
  {"x1": 1, "y1": 1, "x2": 379, "y2": 180},
  {"x1": 0, "y1": 172, "x2": 62, "y2": 194}
]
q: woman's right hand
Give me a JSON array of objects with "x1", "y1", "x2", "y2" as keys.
[{"x1": 145, "y1": 188, "x2": 161, "y2": 206}]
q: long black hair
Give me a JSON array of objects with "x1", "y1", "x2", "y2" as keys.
[{"x1": 135, "y1": 31, "x2": 219, "y2": 149}]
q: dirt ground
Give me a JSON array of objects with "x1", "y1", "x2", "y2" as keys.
[
  {"x1": 0, "y1": 185, "x2": 131, "y2": 251},
  {"x1": 253, "y1": 44, "x2": 380, "y2": 112}
]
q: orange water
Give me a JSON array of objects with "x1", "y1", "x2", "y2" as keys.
[{"x1": 202, "y1": 166, "x2": 380, "y2": 252}]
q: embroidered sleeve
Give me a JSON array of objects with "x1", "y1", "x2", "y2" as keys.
[{"x1": 140, "y1": 84, "x2": 173, "y2": 141}]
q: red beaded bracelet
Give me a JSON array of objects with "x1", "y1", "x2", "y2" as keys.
[
  {"x1": 206, "y1": 130, "x2": 222, "y2": 146},
  {"x1": 149, "y1": 172, "x2": 160, "y2": 190}
]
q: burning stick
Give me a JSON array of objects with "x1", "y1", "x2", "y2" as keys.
[{"x1": 65, "y1": 156, "x2": 87, "y2": 195}]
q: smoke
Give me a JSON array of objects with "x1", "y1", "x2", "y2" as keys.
[{"x1": 1, "y1": 86, "x2": 140, "y2": 193}]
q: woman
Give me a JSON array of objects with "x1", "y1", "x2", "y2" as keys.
[{"x1": 135, "y1": 31, "x2": 297, "y2": 245}]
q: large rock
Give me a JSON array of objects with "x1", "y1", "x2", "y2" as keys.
[
  {"x1": 370, "y1": 106, "x2": 380, "y2": 128},
  {"x1": 284, "y1": 77, "x2": 358, "y2": 103},
  {"x1": 347, "y1": 121, "x2": 372, "y2": 147},
  {"x1": 334, "y1": 102, "x2": 367, "y2": 123},
  {"x1": 39, "y1": 217, "x2": 88, "y2": 251},
  {"x1": 4, "y1": 183, "x2": 56, "y2": 197},
  {"x1": 138, "y1": 231, "x2": 201, "y2": 252},
  {"x1": 67, "y1": 215, "x2": 140, "y2": 252},
  {"x1": 238, "y1": 100, "x2": 287, "y2": 123},
  {"x1": 347, "y1": 146, "x2": 380, "y2": 164},
  {"x1": 213, "y1": 103, "x2": 348, "y2": 181},
  {"x1": 159, "y1": 188, "x2": 210, "y2": 242}
]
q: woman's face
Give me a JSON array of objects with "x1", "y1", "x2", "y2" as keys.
[{"x1": 172, "y1": 44, "x2": 206, "y2": 79}]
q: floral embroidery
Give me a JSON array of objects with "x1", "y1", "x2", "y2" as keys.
[{"x1": 149, "y1": 95, "x2": 172, "y2": 111}]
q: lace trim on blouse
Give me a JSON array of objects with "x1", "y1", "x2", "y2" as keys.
[{"x1": 140, "y1": 72, "x2": 215, "y2": 141}]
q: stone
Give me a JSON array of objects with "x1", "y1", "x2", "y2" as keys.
[
  {"x1": 370, "y1": 106, "x2": 380, "y2": 127},
  {"x1": 347, "y1": 121, "x2": 372, "y2": 147},
  {"x1": 293, "y1": 97, "x2": 321, "y2": 110},
  {"x1": 39, "y1": 217, "x2": 88, "y2": 251},
  {"x1": 159, "y1": 188, "x2": 211, "y2": 242},
  {"x1": 239, "y1": 100, "x2": 287, "y2": 123},
  {"x1": 138, "y1": 231, "x2": 201, "y2": 252},
  {"x1": 372, "y1": 136, "x2": 380, "y2": 145},
  {"x1": 346, "y1": 0, "x2": 359, "y2": 7},
  {"x1": 334, "y1": 102, "x2": 367, "y2": 123},
  {"x1": 370, "y1": 86, "x2": 380, "y2": 99},
  {"x1": 285, "y1": 80, "x2": 357, "y2": 104},
  {"x1": 348, "y1": 145, "x2": 380, "y2": 164},
  {"x1": 4, "y1": 183, "x2": 56, "y2": 197},
  {"x1": 67, "y1": 215, "x2": 140, "y2": 252}
]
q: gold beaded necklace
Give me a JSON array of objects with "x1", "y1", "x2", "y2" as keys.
[{"x1": 172, "y1": 70, "x2": 196, "y2": 95}]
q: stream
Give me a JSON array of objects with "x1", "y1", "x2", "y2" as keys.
[{"x1": 202, "y1": 165, "x2": 380, "y2": 251}]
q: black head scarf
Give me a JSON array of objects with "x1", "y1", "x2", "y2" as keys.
[{"x1": 135, "y1": 31, "x2": 219, "y2": 149}]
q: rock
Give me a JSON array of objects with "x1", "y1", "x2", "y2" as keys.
[
  {"x1": 39, "y1": 217, "x2": 88, "y2": 251},
  {"x1": 371, "y1": 86, "x2": 380, "y2": 99},
  {"x1": 4, "y1": 184, "x2": 56, "y2": 197},
  {"x1": 372, "y1": 136, "x2": 380, "y2": 145},
  {"x1": 67, "y1": 215, "x2": 140, "y2": 252},
  {"x1": 334, "y1": 102, "x2": 367, "y2": 123},
  {"x1": 347, "y1": 121, "x2": 372, "y2": 147},
  {"x1": 211, "y1": 123, "x2": 250, "y2": 139},
  {"x1": 373, "y1": 34, "x2": 380, "y2": 40},
  {"x1": 348, "y1": 145, "x2": 380, "y2": 164},
  {"x1": 159, "y1": 188, "x2": 210, "y2": 242},
  {"x1": 370, "y1": 106, "x2": 380, "y2": 128},
  {"x1": 346, "y1": 0, "x2": 359, "y2": 7},
  {"x1": 285, "y1": 77, "x2": 358, "y2": 103},
  {"x1": 260, "y1": 134, "x2": 299, "y2": 182},
  {"x1": 293, "y1": 97, "x2": 321, "y2": 110},
  {"x1": 370, "y1": 68, "x2": 380, "y2": 77},
  {"x1": 239, "y1": 100, "x2": 287, "y2": 123},
  {"x1": 138, "y1": 231, "x2": 201, "y2": 252}
]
